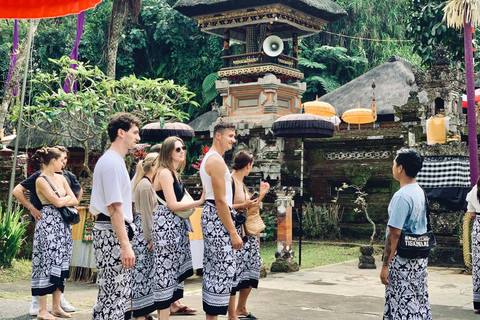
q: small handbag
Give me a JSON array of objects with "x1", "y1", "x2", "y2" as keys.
[
  {"x1": 156, "y1": 188, "x2": 195, "y2": 219},
  {"x1": 232, "y1": 180, "x2": 265, "y2": 236},
  {"x1": 244, "y1": 206, "x2": 266, "y2": 236},
  {"x1": 396, "y1": 190, "x2": 436, "y2": 259},
  {"x1": 41, "y1": 176, "x2": 80, "y2": 225}
]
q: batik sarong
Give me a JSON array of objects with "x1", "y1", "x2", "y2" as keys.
[
  {"x1": 132, "y1": 211, "x2": 156, "y2": 317},
  {"x1": 384, "y1": 254, "x2": 432, "y2": 320},
  {"x1": 152, "y1": 204, "x2": 193, "y2": 310},
  {"x1": 92, "y1": 221, "x2": 132, "y2": 320},
  {"x1": 238, "y1": 234, "x2": 262, "y2": 289},
  {"x1": 201, "y1": 202, "x2": 242, "y2": 315},
  {"x1": 472, "y1": 216, "x2": 480, "y2": 310},
  {"x1": 31, "y1": 205, "x2": 73, "y2": 296}
]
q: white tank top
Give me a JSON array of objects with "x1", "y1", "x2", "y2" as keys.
[{"x1": 200, "y1": 150, "x2": 233, "y2": 206}]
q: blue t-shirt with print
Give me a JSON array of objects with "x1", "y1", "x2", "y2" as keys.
[{"x1": 387, "y1": 183, "x2": 427, "y2": 235}]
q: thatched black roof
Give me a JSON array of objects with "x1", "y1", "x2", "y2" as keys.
[
  {"x1": 188, "y1": 110, "x2": 219, "y2": 132},
  {"x1": 173, "y1": 0, "x2": 346, "y2": 22},
  {"x1": 8, "y1": 127, "x2": 102, "y2": 152},
  {"x1": 318, "y1": 55, "x2": 428, "y2": 117}
]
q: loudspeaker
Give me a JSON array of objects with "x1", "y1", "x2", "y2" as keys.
[{"x1": 263, "y1": 35, "x2": 284, "y2": 57}]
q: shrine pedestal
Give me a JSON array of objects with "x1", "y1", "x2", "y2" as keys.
[{"x1": 271, "y1": 196, "x2": 298, "y2": 272}]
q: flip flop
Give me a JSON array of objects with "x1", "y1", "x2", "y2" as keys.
[
  {"x1": 170, "y1": 305, "x2": 197, "y2": 315},
  {"x1": 37, "y1": 317, "x2": 57, "y2": 320},
  {"x1": 475, "y1": 309, "x2": 480, "y2": 314},
  {"x1": 238, "y1": 313, "x2": 258, "y2": 319}
]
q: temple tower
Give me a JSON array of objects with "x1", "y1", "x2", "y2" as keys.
[
  {"x1": 174, "y1": 0, "x2": 346, "y2": 272},
  {"x1": 173, "y1": 0, "x2": 346, "y2": 125}
]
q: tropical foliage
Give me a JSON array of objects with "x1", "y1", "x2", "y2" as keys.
[
  {"x1": 326, "y1": 0, "x2": 417, "y2": 68},
  {"x1": 0, "y1": 204, "x2": 29, "y2": 267},
  {"x1": 300, "y1": 199, "x2": 343, "y2": 239},
  {"x1": 9, "y1": 57, "x2": 198, "y2": 175},
  {"x1": 405, "y1": 0, "x2": 467, "y2": 67},
  {"x1": 298, "y1": 42, "x2": 368, "y2": 99}
]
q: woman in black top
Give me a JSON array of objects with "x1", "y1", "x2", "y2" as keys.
[
  {"x1": 32, "y1": 146, "x2": 79, "y2": 320},
  {"x1": 152, "y1": 136, "x2": 204, "y2": 320}
]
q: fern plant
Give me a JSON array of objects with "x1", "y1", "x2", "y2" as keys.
[
  {"x1": 298, "y1": 42, "x2": 368, "y2": 100},
  {"x1": 202, "y1": 72, "x2": 219, "y2": 108},
  {"x1": 0, "y1": 204, "x2": 29, "y2": 267}
]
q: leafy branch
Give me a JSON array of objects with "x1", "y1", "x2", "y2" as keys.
[{"x1": 10, "y1": 57, "x2": 199, "y2": 176}]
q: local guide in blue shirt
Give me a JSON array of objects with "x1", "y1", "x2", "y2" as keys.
[{"x1": 387, "y1": 182, "x2": 427, "y2": 236}]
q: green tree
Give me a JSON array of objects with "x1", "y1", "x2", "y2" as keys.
[
  {"x1": 298, "y1": 42, "x2": 368, "y2": 101},
  {"x1": 10, "y1": 57, "x2": 198, "y2": 175},
  {"x1": 405, "y1": 0, "x2": 466, "y2": 67},
  {"x1": 324, "y1": 0, "x2": 416, "y2": 68}
]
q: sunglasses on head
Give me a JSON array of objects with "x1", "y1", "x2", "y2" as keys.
[{"x1": 175, "y1": 146, "x2": 187, "y2": 153}]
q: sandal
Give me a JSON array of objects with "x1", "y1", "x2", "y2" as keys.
[
  {"x1": 475, "y1": 309, "x2": 480, "y2": 314},
  {"x1": 238, "y1": 313, "x2": 258, "y2": 319}
]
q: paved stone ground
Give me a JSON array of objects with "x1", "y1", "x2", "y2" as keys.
[{"x1": 0, "y1": 259, "x2": 477, "y2": 320}]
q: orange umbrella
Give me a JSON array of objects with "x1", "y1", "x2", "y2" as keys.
[
  {"x1": 0, "y1": 0, "x2": 101, "y2": 19},
  {"x1": 303, "y1": 96, "x2": 336, "y2": 118},
  {"x1": 342, "y1": 104, "x2": 377, "y2": 124}
]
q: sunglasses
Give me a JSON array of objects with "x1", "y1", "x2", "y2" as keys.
[{"x1": 175, "y1": 146, "x2": 187, "y2": 153}]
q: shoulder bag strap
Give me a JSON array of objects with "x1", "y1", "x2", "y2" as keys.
[
  {"x1": 422, "y1": 188, "x2": 432, "y2": 232},
  {"x1": 41, "y1": 175, "x2": 61, "y2": 198}
]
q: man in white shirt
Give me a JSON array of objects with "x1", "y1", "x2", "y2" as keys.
[{"x1": 90, "y1": 112, "x2": 141, "y2": 320}]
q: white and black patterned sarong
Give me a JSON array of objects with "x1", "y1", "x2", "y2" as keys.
[
  {"x1": 238, "y1": 234, "x2": 262, "y2": 289},
  {"x1": 92, "y1": 221, "x2": 132, "y2": 320},
  {"x1": 31, "y1": 205, "x2": 72, "y2": 296},
  {"x1": 472, "y1": 216, "x2": 480, "y2": 310},
  {"x1": 131, "y1": 211, "x2": 156, "y2": 317},
  {"x1": 202, "y1": 202, "x2": 243, "y2": 315},
  {"x1": 384, "y1": 254, "x2": 432, "y2": 319},
  {"x1": 152, "y1": 204, "x2": 193, "y2": 310}
]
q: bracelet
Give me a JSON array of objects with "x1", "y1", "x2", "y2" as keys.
[{"x1": 28, "y1": 204, "x2": 33, "y2": 210}]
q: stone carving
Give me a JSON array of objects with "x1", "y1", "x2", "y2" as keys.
[{"x1": 433, "y1": 43, "x2": 451, "y2": 67}]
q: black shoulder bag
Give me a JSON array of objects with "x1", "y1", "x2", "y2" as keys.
[
  {"x1": 396, "y1": 190, "x2": 436, "y2": 259},
  {"x1": 42, "y1": 176, "x2": 80, "y2": 225}
]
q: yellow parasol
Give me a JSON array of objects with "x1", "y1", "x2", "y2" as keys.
[{"x1": 303, "y1": 96, "x2": 336, "y2": 118}]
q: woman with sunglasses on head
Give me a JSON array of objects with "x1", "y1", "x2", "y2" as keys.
[
  {"x1": 131, "y1": 152, "x2": 160, "y2": 320},
  {"x1": 152, "y1": 136, "x2": 205, "y2": 320},
  {"x1": 32, "y1": 146, "x2": 79, "y2": 320},
  {"x1": 228, "y1": 150, "x2": 269, "y2": 320}
]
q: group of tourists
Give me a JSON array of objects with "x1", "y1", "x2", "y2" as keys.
[
  {"x1": 16, "y1": 110, "x2": 480, "y2": 320},
  {"x1": 14, "y1": 112, "x2": 268, "y2": 320}
]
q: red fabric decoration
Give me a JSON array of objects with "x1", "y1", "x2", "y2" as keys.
[{"x1": 0, "y1": 0, "x2": 101, "y2": 19}]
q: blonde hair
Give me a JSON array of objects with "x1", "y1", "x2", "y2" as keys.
[
  {"x1": 133, "y1": 152, "x2": 159, "y2": 192},
  {"x1": 157, "y1": 136, "x2": 186, "y2": 175}
]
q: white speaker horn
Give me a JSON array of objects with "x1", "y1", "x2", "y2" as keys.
[{"x1": 263, "y1": 35, "x2": 284, "y2": 57}]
